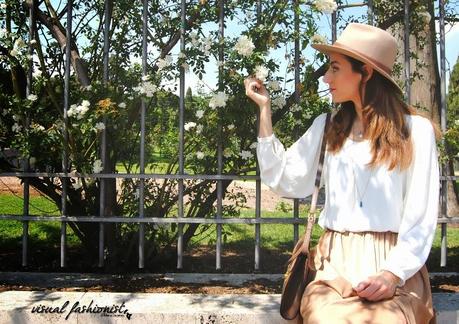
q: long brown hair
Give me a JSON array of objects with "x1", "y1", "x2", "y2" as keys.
[{"x1": 326, "y1": 56, "x2": 417, "y2": 171}]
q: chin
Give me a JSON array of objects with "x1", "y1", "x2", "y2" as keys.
[{"x1": 331, "y1": 97, "x2": 342, "y2": 103}]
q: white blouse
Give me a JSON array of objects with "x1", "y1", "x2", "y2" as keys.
[{"x1": 256, "y1": 112, "x2": 439, "y2": 285}]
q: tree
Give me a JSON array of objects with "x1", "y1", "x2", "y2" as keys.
[
  {"x1": 446, "y1": 56, "x2": 459, "y2": 201},
  {"x1": 0, "y1": 0, "x2": 333, "y2": 270},
  {"x1": 373, "y1": 0, "x2": 459, "y2": 217}
]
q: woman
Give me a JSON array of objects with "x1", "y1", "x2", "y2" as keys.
[{"x1": 244, "y1": 23, "x2": 439, "y2": 323}]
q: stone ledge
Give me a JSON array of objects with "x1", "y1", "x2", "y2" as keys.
[{"x1": 0, "y1": 291, "x2": 457, "y2": 324}]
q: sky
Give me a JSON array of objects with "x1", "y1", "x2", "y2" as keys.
[
  {"x1": 175, "y1": 2, "x2": 459, "y2": 98},
  {"x1": 40, "y1": 1, "x2": 459, "y2": 98}
]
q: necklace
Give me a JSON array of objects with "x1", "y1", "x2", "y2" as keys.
[
  {"x1": 351, "y1": 121, "x2": 365, "y2": 140},
  {"x1": 346, "y1": 145, "x2": 373, "y2": 208},
  {"x1": 351, "y1": 164, "x2": 372, "y2": 207}
]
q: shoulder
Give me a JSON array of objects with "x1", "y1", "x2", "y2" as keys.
[
  {"x1": 404, "y1": 114, "x2": 435, "y2": 137},
  {"x1": 312, "y1": 112, "x2": 330, "y2": 128}
]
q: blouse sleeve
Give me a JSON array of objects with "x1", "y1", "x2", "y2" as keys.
[
  {"x1": 256, "y1": 112, "x2": 328, "y2": 198},
  {"x1": 381, "y1": 116, "x2": 440, "y2": 286}
]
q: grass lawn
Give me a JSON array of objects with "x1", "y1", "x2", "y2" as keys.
[
  {"x1": 115, "y1": 161, "x2": 257, "y2": 175},
  {"x1": 0, "y1": 195, "x2": 80, "y2": 247},
  {"x1": 0, "y1": 194, "x2": 457, "y2": 272}
]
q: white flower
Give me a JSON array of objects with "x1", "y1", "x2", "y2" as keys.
[
  {"x1": 196, "y1": 151, "x2": 205, "y2": 159},
  {"x1": 81, "y1": 100, "x2": 90, "y2": 107},
  {"x1": 234, "y1": 35, "x2": 255, "y2": 57},
  {"x1": 32, "y1": 123, "x2": 45, "y2": 131},
  {"x1": 32, "y1": 69, "x2": 42, "y2": 78},
  {"x1": 12, "y1": 123, "x2": 22, "y2": 132},
  {"x1": 95, "y1": 122, "x2": 105, "y2": 131},
  {"x1": 0, "y1": 28, "x2": 7, "y2": 38},
  {"x1": 184, "y1": 122, "x2": 196, "y2": 131},
  {"x1": 27, "y1": 94, "x2": 38, "y2": 101},
  {"x1": 30, "y1": 39, "x2": 37, "y2": 45},
  {"x1": 240, "y1": 150, "x2": 253, "y2": 160},
  {"x1": 267, "y1": 80, "x2": 281, "y2": 91},
  {"x1": 118, "y1": 102, "x2": 127, "y2": 108},
  {"x1": 249, "y1": 142, "x2": 257, "y2": 149},
  {"x1": 178, "y1": 52, "x2": 186, "y2": 59},
  {"x1": 254, "y1": 65, "x2": 269, "y2": 82},
  {"x1": 141, "y1": 75, "x2": 150, "y2": 81},
  {"x1": 10, "y1": 48, "x2": 19, "y2": 57},
  {"x1": 227, "y1": 124, "x2": 235, "y2": 130},
  {"x1": 200, "y1": 36, "x2": 213, "y2": 55},
  {"x1": 67, "y1": 104, "x2": 77, "y2": 117},
  {"x1": 93, "y1": 159, "x2": 103, "y2": 173},
  {"x1": 311, "y1": 33, "x2": 327, "y2": 44},
  {"x1": 157, "y1": 55, "x2": 173, "y2": 70},
  {"x1": 0, "y1": 3, "x2": 6, "y2": 10},
  {"x1": 209, "y1": 91, "x2": 228, "y2": 109},
  {"x1": 196, "y1": 110, "x2": 204, "y2": 119},
  {"x1": 76, "y1": 104, "x2": 89, "y2": 119},
  {"x1": 12, "y1": 114, "x2": 20, "y2": 121},
  {"x1": 223, "y1": 148, "x2": 232, "y2": 158},
  {"x1": 84, "y1": 85, "x2": 92, "y2": 91},
  {"x1": 72, "y1": 178, "x2": 83, "y2": 190},
  {"x1": 272, "y1": 96, "x2": 286, "y2": 109},
  {"x1": 13, "y1": 38, "x2": 26, "y2": 49},
  {"x1": 300, "y1": 55, "x2": 310, "y2": 64},
  {"x1": 190, "y1": 31, "x2": 200, "y2": 47},
  {"x1": 454, "y1": 119, "x2": 459, "y2": 127},
  {"x1": 419, "y1": 11, "x2": 431, "y2": 24},
  {"x1": 196, "y1": 124, "x2": 203, "y2": 134},
  {"x1": 10, "y1": 38, "x2": 25, "y2": 57},
  {"x1": 314, "y1": 0, "x2": 337, "y2": 14},
  {"x1": 291, "y1": 103, "x2": 301, "y2": 112},
  {"x1": 137, "y1": 80, "x2": 158, "y2": 97}
]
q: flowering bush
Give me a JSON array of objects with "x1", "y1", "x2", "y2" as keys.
[{"x1": 8, "y1": 0, "x2": 457, "y2": 269}]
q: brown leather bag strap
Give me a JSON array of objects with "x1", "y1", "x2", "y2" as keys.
[{"x1": 300, "y1": 112, "x2": 331, "y2": 254}]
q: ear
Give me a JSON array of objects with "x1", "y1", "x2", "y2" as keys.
[{"x1": 361, "y1": 65, "x2": 374, "y2": 83}]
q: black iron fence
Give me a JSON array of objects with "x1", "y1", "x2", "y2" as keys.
[{"x1": 0, "y1": 0, "x2": 457, "y2": 272}]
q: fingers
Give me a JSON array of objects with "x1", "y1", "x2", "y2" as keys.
[
  {"x1": 356, "y1": 282, "x2": 379, "y2": 299},
  {"x1": 354, "y1": 280, "x2": 370, "y2": 293},
  {"x1": 245, "y1": 77, "x2": 262, "y2": 95},
  {"x1": 355, "y1": 276, "x2": 396, "y2": 302}
]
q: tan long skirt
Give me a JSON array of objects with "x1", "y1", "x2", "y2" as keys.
[{"x1": 299, "y1": 230, "x2": 436, "y2": 324}]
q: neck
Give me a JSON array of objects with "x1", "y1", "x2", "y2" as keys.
[
  {"x1": 351, "y1": 100, "x2": 366, "y2": 139},
  {"x1": 353, "y1": 100, "x2": 363, "y2": 122}
]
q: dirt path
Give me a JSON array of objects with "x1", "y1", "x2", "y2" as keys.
[{"x1": 0, "y1": 177, "x2": 292, "y2": 212}]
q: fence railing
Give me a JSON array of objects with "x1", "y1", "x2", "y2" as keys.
[{"x1": 0, "y1": 0, "x2": 457, "y2": 272}]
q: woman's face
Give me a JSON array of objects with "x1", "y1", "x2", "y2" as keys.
[{"x1": 323, "y1": 53, "x2": 363, "y2": 104}]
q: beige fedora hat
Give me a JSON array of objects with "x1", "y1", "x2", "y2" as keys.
[{"x1": 312, "y1": 23, "x2": 403, "y2": 93}]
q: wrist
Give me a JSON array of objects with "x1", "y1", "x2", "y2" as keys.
[
  {"x1": 259, "y1": 103, "x2": 271, "y2": 111},
  {"x1": 381, "y1": 270, "x2": 401, "y2": 287}
]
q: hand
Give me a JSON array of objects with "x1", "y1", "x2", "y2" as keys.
[
  {"x1": 244, "y1": 76, "x2": 271, "y2": 108},
  {"x1": 354, "y1": 270, "x2": 400, "y2": 302}
]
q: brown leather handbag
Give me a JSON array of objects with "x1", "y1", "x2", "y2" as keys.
[{"x1": 280, "y1": 112, "x2": 331, "y2": 320}]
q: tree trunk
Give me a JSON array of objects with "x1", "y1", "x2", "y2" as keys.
[{"x1": 390, "y1": 1, "x2": 459, "y2": 217}]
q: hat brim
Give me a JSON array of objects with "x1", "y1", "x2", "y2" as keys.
[{"x1": 311, "y1": 43, "x2": 403, "y2": 94}]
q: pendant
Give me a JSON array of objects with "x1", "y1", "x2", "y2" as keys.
[{"x1": 359, "y1": 201, "x2": 363, "y2": 208}]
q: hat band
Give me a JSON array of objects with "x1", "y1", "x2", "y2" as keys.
[{"x1": 333, "y1": 42, "x2": 392, "y2": 75}]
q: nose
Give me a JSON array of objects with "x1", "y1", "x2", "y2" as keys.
[{"x1": 323, "y1": 68, "x2": 331, "y2": 84}]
